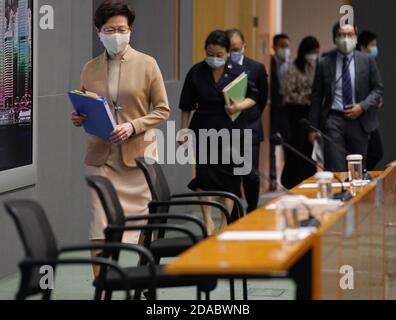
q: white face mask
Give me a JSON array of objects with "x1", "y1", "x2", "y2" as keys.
[
  {"x1": 305, "y1": 53, "x2": 318, "y2": 66},
  {"x1": 99, "y1": 32, "x2": 131, "y2": 56},
  {"x1": 336, "y1": 37, "x2": 357, "y2": 55},
  {"x1": 277, "y1": 48, "x2": 291, "y2": 61},
  {"x1": 206, "y1": 56, "x2": 226, "y2": 69}
]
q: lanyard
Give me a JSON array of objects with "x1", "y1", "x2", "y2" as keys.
[
  {"x1": 107, "y1": 56, "x2": 124, "y2": 116},
  {"x1": 335, "y1": 55, "x2": 353, "y2": 85}
]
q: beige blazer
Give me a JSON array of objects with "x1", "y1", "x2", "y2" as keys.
[{"x1": 80, "y1": 46, "x2": 170, "y2": 167}]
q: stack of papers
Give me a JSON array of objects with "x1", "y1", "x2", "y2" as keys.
[
  {"x1": 312, "y1": 138, "x2": 324, "y2": 164},
  {"x1": 265, "y1": 198, "x2": 343, "y2": 214},
  {"x1": 299, "y1": 182, "x2": 350, "y2": 189},
  {"x1": 298, "y1": 180, "x2": 371, "y2": 189},
  {"x1": 217, "y1": 228, "x2": 316, "y2": 241}
]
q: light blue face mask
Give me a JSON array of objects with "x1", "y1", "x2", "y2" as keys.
[
  {"x1": 230, "y1": 52, "x2": 243, "y2": 63},
  {"x1": 370, "y1": 46, "x2": 378, "y2": 58},
  {"x1": 206, "y1": 56, "x2": 226, "y2": 69}
]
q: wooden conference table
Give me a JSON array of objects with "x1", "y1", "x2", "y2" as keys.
[{"x1": 166, "y1": 165, "x2": 396, "y2": 300}]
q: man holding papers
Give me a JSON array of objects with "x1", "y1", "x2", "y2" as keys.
[
  {"x1": 227, "y1": 29, "x2": 269, "y2": 213},
  {"x1": 71, "y1": 0, "x2": 169, "y2": 268}
]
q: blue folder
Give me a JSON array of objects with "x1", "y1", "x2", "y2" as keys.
[{"x1": 67, "y1": 91, "x2": 116, "y2": 141}]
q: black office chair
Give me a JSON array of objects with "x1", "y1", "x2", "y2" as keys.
[
  {"x1": 135, "y1": 157, "x2": 245, "y2": 260},
  {"x1": 135, "y1": 157, "x2": 246, "y2": 300},
  {"x1": 86, "y1": 175, "x2": 218, "y2": 300},
  {"x1": 3, "y1": 199, "x2": 157, "y2": 300}
]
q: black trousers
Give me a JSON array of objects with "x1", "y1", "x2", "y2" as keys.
[
  {"x1": 366, "y1": 128, "x2": 384, "y2": 170},
  {"x1": 269, "y1": 143, "x2": 277, "y2": 181},
  {"x1": 281, "y1": 105, "x2": 316, "y2": 190},
  {"x1": 324, "y1": 111, "x2": 370, "y2": 172},
  {"x1": 270, "y1": 104, "x2": 289, "y2": 181},
  {"x1": 241, "y1": 144, "x2": 261, "y2": 213}
]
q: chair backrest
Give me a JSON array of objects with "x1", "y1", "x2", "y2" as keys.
[
  {"x1": 135, "y1": 158, "x2": 172, "y2": 214},
  {"x1": 85, "y1": 175, "x2": 126, "y2": 243},
  {"x1": 135, "y1": 158, "x2": 172, "y2": 202},
  {"x1": 4, "y1": 200, "x2": 59, "y2": 297},
  {"x1": 86, "y1": 175, "x2": 169, "y2": 255}
]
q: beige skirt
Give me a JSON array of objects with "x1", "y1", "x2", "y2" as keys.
[{"x1": 86, "y1": 143, "x2": 151, "y2": 244}]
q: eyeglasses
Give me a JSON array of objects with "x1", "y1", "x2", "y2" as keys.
[
  {"x1": 101, "y1": 26, "x2": 131, "y2": 35},
  {"x1": 337, "y1": 32, "x2": 356, "y2": 38}
]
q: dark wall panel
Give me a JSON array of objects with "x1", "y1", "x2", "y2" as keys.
[{"x1": 352, "y1": 0, "x2": 396, "y2": 168}]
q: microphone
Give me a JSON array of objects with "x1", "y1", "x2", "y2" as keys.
[
  {"x1": 271, "y1": 133, "x2": 352, "y2": 202},
  {"x1": 300, "y1": 119, "x2": 372, "y2": 180},
  {"x1": 258, "y1": 155, "x2": 320, "y2": 228},
  {"x1": 258, "y1": 171, "x2": 320, "y2": 227}
]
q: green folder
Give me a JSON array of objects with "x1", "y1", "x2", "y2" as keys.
[{"x1": 223, "y1": 72, "x2": 248, "y2": 122}]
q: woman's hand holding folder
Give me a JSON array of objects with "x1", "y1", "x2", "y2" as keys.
[
  {"x1": 224, "y1": 97, "x2": 256, "y2": 117},
  {"x1": 110, "y1": 123, "x2": 135, "y2": 145},
  {"x1": 71, "y1": 111, "x2": 87, "y2": 127},
  {"x1": 225, "y1": 99, "x2": 243, "y2": 116}
]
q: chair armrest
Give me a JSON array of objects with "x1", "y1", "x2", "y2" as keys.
[
  {"x1": 124, "y1": 214, "x2": 208, "y2": 238},
  {"x1": 172, "y1": 191, "x2": 245, "y2": 219},
  {"x1": 58, "y1": 243, "x2": 157, "y2": 300},
  {"x1": 19, "y1": 257, "x2": 139, "y2": 300},
  {"x1": 149, "y1": 200, "x2": 231, "y2": 225},
  {"x1": 105, "y1": 224, "x2": 199, "y2": 245},
  {"x1": 59, "y1": 243, "x2": 155, "y2": 266}
]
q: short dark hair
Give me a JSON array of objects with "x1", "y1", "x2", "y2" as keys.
[
  {"x1": 332, "y1": 21, "x2": 358, "y2": 42},
  {"x1": 225, "y1": 28, "x2": 245, "y2": 44},
  {"x1": 357, "y1": 31, "x2": 377, "y2": 50},
  {"x1": 295, "y1": 36, "x2": 320, "y2": 72},
  {"x1": 273, "y1": 34, "x2": 290, "y2": 47},
  {"x1": 94, "y1": 0, "x2": 136, "y2": 30},
  {"x1": 205, "y1": 30, "x2": 231, "y2": 52}
]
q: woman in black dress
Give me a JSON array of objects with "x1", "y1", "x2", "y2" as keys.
[{"x1": 179, "y1": 30, "x2": 258, "y2": 234}]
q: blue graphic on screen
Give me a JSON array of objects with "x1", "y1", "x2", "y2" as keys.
[{"x1": 0, "y1": 0, "x2": 33, "y2": 171}]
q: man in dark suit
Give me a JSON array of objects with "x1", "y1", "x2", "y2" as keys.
[
  {"x1": 309, "y1": 22, "x2": 384, "y2": 172},
  {"x1": 270, "y1": 34, "x2": 291, "y2": 190},
  {"x1": 226, "y1": 29, "x2": 268, "y2": 213}
]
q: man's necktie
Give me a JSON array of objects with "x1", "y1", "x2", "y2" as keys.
[{"x1": 342, "y1": 56, "x2": 353, "y2": 108}]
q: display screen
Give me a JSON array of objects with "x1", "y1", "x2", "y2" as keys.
[{"x1": 0, "y1": 0, "x2": 33, "y2": 171}]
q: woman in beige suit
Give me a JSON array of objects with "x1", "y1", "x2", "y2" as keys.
[{"x1": 71, "y1": 0, "x2": 170, "y2": 266}]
